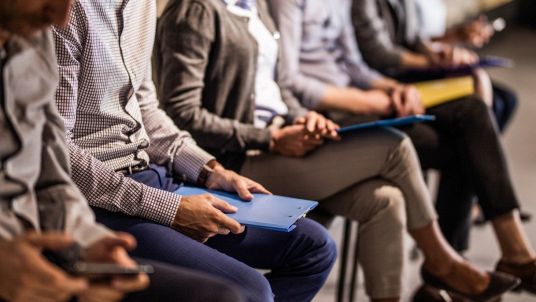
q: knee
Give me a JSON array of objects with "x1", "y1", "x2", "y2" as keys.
[
  {"x1": 242, "y1": 272, "x2": 273, "y2": 302},
  {"x1": 294, "y1": 219, "x2": 337, "y2": 269},
  {"x1": 209, "y1": 280, "x2": 247, "y2": 302},
  {"x1": 460, "y1": 95, "x2": 491, "y2": 118},
  {"x1": 372, "y1": 185, "x2": 406, "y2": 229}
]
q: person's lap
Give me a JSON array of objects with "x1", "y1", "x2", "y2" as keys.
[{"x1": 93, "y1": 165, "x2": 336, "y2": 302}]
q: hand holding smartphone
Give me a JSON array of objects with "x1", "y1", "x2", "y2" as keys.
[{"x1": 42, "y1": 244, "x2": 153, "y2": 281}]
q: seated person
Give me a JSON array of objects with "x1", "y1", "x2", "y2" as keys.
[
  {"x1": 0, "y1": 1, "x2": 243, "y2": 302},
  {"x1": 352, "y1": 0, "x2": 517, "y2": 131},
  {"x1": 270, "y1": 0, "x2": 536, "y2": 295},
  {"x1": 155, "y1": 0, "x2": 519, "y2": 301},
  {"x1": 52, "y1": 1, "x2": 336, "y2": 301}
]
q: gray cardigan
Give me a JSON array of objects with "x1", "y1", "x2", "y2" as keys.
[
  {"x1": 351, "y1": 0, "x2": 423, "y2": 72},
  {"x1": 155, "y1": 0, "x2": 307, "y2": 170}
]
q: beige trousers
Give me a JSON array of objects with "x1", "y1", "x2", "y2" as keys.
[{"x1": 240, "y1": 128, "x2": 437, "y2": 299}]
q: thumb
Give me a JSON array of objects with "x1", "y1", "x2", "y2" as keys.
[
  {"x1": 25, "y1": 232, "x2": 75, "y2": 251},
  {"x1": 99, "y1": 233, "x2": 137, "y2": 251}
]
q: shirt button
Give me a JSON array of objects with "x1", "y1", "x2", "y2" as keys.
[{"x1": 139, "y1": 139, "x2": 149, "y2": 148}]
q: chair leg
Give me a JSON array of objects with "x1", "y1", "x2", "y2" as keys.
[
  {"x1": 337, "y1": 219, "x2": 353, "y2": 302},
  {"x1": 349, "y1": 223, "x2": 360, "y2": 302}
]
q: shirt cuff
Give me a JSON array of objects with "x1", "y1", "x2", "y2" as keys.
[
  {"x1": 172, "y1": 142, "x2": 215, "y2": 183},
  {"x1": 139, "y1": 186, "x2": 182, "y2": 226}
]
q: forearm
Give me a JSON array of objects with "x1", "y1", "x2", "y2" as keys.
[
  {"x1": 400, "y1": 51, "x2": 431, "y2": 69},
  {"x1": 68, "y1": 142, "x2": 181, "y2": 226},
  {"x1": 317, "y1": 86, "x2": 376, "y2": 115}
]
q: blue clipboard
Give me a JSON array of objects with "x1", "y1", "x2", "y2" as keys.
[
  {"x1": 174, "y1": 186, "x2": 318, "y2": 232},
  {"x1": 337, "y1": 115, "x2": 436, "y2": 134}
]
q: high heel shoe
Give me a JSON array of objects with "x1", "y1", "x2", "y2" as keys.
[
  {"x1": 412, "y1": 284, "x2": 503, "y2": 302},
  {"x1": 496, "y1": 259, "x2": 536, "y2": 294},
  {"x1": 420, "y1": 268, "x2": 520, "y2": 302}
]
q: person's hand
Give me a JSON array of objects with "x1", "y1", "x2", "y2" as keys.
[
  {"x1": 458, "y1": 16, "x2": 494, "y2": 48},
  {"x1": 206, "y1": 165, "x2": 271, "y2": 199},
  {"x1": 424, "y1": 42, "x2": 479, "y2": 67},
  {"x1": 361, "y1": 90, "x2": 393, "y2": 116},
  {"x1": 270, "y1": 124, "x2": 325, "y2": 157},
  {"x1": 173, "y1": 166, "x2": 269, "y2": 242},
  {"x1": 172, "y1": 193, "x2": 245, "y2": 242},
  {"x1": 390, "y1": 85, "x2": 424, "y2": 117},
  {"x1": 79, "y1": 233, "x2": 149, "y2": 302},
  {"x1": 0, "y1": 233, "x2": 88, "y2": 302},
  {"x1": 294, "y1": 111, "x2": 340, "y2": 141}
]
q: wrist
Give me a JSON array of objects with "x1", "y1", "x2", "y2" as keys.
[{"x1": 196, "y1": 160, "x2": 221, "y2": 187}]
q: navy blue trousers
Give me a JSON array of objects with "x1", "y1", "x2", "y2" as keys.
[
  {"x1": 125, "y1": 258, "x2": 244, "y2": 302},
  {"x1": 94, "y1": 165, "x2": 336, "y2": 302}
]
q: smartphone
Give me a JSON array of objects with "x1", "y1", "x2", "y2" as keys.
[
  {"x1": 72, "y1": 262, "x2": 154, "y2": 276},
  {"x1": 43, "y1": 247, "x2": 154, "y2": 281}
]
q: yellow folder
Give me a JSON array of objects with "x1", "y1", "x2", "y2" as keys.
[{"x1": 414, "y1": 76, "x2": 475, "y2": 108}]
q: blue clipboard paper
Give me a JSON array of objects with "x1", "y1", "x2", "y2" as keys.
[
  {"x1": 174, "y1": 186, "x2": 318, "y2": 232},
  {"x1": 337, "y1": 115, "x2": 436, "y2": 134}
]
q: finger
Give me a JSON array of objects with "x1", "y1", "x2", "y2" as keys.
[
  {"x1": 25, "y1": 232, "x2": 75, "y2": 251},
  {"x1": 215, "y1": 214, "x2": 243, "y2": 234},
  {"x1": 97, "y1": 235, "x2": 136, "y2": 252},
  {"x1": 247, "y1": 180, "x2": 271, "y2": 195},
  {"x1": 316, "y1": 115, "x2": 326, "y2": 133},
  {"x1": 232, "y1": 178, "x2": 253, "y2": 201},
  {"x1": 390, "y1": 91, "x2": 403, "y2": 116},
  {"x1": 210, "y1": 197, "x2": 238, "y2": 213},
  {"x1": 305, "y1": 113, "x2": 317, "y2": 133},
  {"x1": 326, "y1": 119, "x2": 340, "y2": 131},
  {"x1": 112, "y1": 274, "x2": 149, "y2": 293},
  {"x1": 294, "y1": 116, "x2": 305, "y2": 125}
]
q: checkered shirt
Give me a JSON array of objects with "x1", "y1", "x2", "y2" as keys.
[{"x1": 53, "y1": 0, "x2": 214, "y2": 226}]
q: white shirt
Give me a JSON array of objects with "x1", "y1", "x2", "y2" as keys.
[{"x1": 225, "y1": 3, "x2": 288, "y2": 128}]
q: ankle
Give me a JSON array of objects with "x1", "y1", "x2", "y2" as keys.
[
  {"x1": 499, "y1": 255, "x2": 535, "y2": 265},
  {"x1": 423, "y1": 259, "x2": 454, "y2": 277}
]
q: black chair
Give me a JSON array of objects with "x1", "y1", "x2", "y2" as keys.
[{"x1": 336, "y1": 218, "x2": 360, "y2": 302}]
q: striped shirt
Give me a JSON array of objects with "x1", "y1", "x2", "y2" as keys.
[{"x1": 53, "y1": 0, "x2": 214, "y2": 226}]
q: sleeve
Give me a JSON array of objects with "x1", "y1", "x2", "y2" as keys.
[
  {"x1": 351, "y1": 0, "x2": 406, "y2": 70},
  {"x1": 156, "y1": 2, "x2": 272, "y2": 152},
  {"x1": 52, "y1": 5, "x2": 183, "y2": 227},
  {"x1": 269, "y1": 0, "x2": 329, "y2": 109},
  {"x1": 339, "y1": 1, "x2": 383, "y2": 89},
  {"x1": 35, "y1": 31, "x2": 112, "y2": 248}
]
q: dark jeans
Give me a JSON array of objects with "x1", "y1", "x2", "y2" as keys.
[
  {"x1": 125, "y1": 258, "x2": 243, "y2": 302},
  {"x1": 401, "y1": 96, "x2": 520, "y2": 251},
  {"x1": 93, "y1": 165, "x2": 337, "y2": 302}
]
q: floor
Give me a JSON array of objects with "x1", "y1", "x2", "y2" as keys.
[{"x1": 312, "y1": 26, "x2": 536, "y2": 302}]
